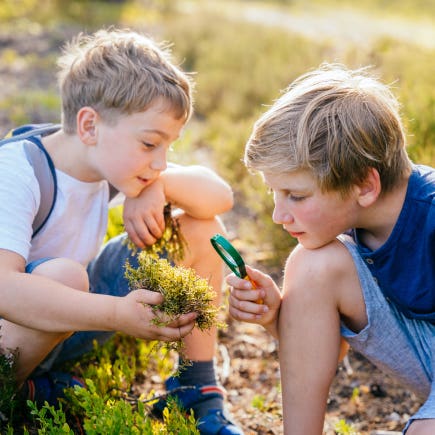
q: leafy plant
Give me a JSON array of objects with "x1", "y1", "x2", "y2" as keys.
[
  {"x1": 0, "y1": 345, "x2": 20, "y2": 428},
  {"x1": 27, "y1": 401, "x2": 74, "y2": 434},
  {"x1": 125, "y1": 253, "x2": 222, "y2": 358},
  {"x1": 334, "y1": 418, "x2": 358, "y2": 435}
]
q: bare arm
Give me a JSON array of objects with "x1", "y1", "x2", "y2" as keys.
[
  {"x1": 161, "y1": 164, "x2": 234, "y2": 218},
  {"x1": 0, "y1": 249, "x2": 196, "y2": 340}
]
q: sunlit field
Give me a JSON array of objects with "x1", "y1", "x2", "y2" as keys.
[{"x1": 0, "y1": 1, "x2": 433, "y2": 433}]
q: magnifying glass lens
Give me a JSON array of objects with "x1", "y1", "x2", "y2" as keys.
[
  {"x1": 210, "y1": 234, "x2": 263, "y2": 304},
  {"x1": 210, "y1": 234, "x2": 246, "y2": 278},
  {"x1": 215, "y1": 244, "x2": 238, "y2": 267}
]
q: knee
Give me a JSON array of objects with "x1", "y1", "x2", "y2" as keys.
[
  {"x1": 178, "y1": 213, "x2": 226, "y2": 242},
  {"x1": 281, "y1": 241, "x2": 355, "y2": 307},
  {"x1": 31, "y1": 258, "x2": 89, "y2": 292},
  {"x1": 177, "y1": 213, "x2": 227, "y2": 255},
  {"x1": 406, "y1": 419, "x2": 435, "y2": 435}
]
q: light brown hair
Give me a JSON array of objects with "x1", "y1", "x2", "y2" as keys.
[
  {"x1": 245, "y1": 63, "x2": 412, "y2": 194},
  {"x1": 57, "y1": 28, "x2": 193, "y2": 134}
]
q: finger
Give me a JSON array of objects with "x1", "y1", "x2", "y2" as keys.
[
  {"x1": 164, "y1": 312, "x2": 197, "y2": 327},
  {"x1": 132, "y1": 219, "x2": 158, "y2": 246},
  {"x1": 142, "y1": 213, "x2": 164, "y2": 240},
  {"x1": 226, "y1": 273, "x2": 252, "y2": 290},
  {"x1": 155, "y1": 321, "x2": 195, "y2": 341},
  {"x1": 231, "y1": 288, "x2": 264, "y2": 302},
  {"x1": 229, "y1": 293, "x2": 266, "y2": 315},
  {"x1": 134, "y1": 289, "x2": 164, "y2": 305},
  {"x1": 229, "y1": 305, "x2": 266, "y2": 322},
  {"x1": 154, "y1": 209, "x2": 165, "y2": 233},
  {"x1": 124, "y1": 221, "x2": 144, "y2": 248}
]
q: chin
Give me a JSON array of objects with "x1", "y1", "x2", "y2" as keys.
[{"x1": 298, "y1": 238, "x2": 332, "y2": 250}]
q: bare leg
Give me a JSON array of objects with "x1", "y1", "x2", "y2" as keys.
[
  {"x1": 407, "y1": 420, "x2": 435, "y2": 435},
  {"x1": 175, "y1": 213, "x2": 225, "y2": 360},
  {"x1": 0, "y1": 258, "x2": 89, "y2": 384},
  {"x1": 278, "y1": 241, "x2": 367, "y2": 435}
]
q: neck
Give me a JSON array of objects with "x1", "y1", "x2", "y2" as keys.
[
  {"x1": 357, "y1": 176, "x2": 410, "y2": 250},
  {"x1": 42, "y1": 130, "x2": 98, "y2": 182}
]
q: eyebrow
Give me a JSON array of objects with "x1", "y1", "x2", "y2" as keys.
[
  {"x1": 142, "y1": 129, "x2": 170, "y2": 140},
  {"x1": 141, "y1": 129, "x2": 181, "y2": 143}
]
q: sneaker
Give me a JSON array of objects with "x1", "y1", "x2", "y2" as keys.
[
  {"x1": 152, "y1": 376, "x2": 243, "y2": 435},
  {"x1": 22, "y1": 371, "x2": 84, "y2": 407}
]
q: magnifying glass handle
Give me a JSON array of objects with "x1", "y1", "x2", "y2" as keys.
[{"x1": 243, "y1": 275, "x2": 263, "y2": 304}]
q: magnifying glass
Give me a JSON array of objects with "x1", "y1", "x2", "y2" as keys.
[{"x1": 210, "y1": 233, "x2": 263, "y2": 304}]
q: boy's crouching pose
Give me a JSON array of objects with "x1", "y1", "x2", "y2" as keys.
[
  {"x1": 0, "y1": 28, "x2": 243, "y2": 434},
  {"x1": 227, "y1": 64, "x2": 434, "y2": 434}
]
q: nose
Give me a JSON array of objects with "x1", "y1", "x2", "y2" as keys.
[
  {"x1": 150, "y1": 147, "x2": 168, "y2": 172},
  {"x1": 272, "y1": 199, "x2": 293, "y2": 225}
]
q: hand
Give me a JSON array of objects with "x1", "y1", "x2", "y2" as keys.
[
  {"x1": 115, "y1": 289, "x2": 197, "y2": 341},
  {"x1": 123, "y1": 179, "x2": 166, "y2": 248},
  {"x1": 226, "y1": 266, "x2": 281, "y2": 337}
]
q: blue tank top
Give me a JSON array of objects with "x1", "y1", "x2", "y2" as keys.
[{"x1": 353, "y1": 164, "x2": 435, "y2": 321}]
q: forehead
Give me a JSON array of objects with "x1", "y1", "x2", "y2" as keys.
[{"x1": 262, "y1": 169, "x2": 318, "y2": 191}]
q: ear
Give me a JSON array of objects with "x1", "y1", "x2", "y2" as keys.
[
  {"x1": 76, "y1": 107, "x2": 98, "y2": 145},
  {"x1": 356, "y1": 167, "x2": 381, "y2": 207}
]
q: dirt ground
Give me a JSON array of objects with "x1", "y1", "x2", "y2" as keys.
[
  {"x1": 135, "y1": 303, "x2": 421, "y2": 435},
  {"x1": 217, "y1": 319, "x2": 422, "y2": 435}
]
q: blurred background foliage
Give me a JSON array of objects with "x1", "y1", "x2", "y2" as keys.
[{"x1": 0, "y1": 0, "x2": 433, "y2": 274}]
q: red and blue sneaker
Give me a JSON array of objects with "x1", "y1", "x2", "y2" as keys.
[
  {"x1": 22, "y1": 371, "x2": 84, "y2": 407},
  {"x1": 152, "y1": 376, "x2": 244, "y2": 435}
]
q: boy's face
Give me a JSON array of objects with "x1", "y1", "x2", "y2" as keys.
[
  {"x1": 93, "y1": 100, "x2": 185, "y2": 197},
  {"x1": 263, "y1": 169, "x2": 359, "y2": 249}
]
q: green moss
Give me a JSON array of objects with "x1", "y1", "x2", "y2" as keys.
[{"x1": 124, "y1": 253, "x2": 221, "y2": 358}]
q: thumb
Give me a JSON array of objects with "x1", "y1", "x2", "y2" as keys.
[
  {"x1": 245, "y1": 265, "x2": 269, "y2": 285},
  {"x1": 130, "y1": 289, "x2": 164, "y2": 305}
]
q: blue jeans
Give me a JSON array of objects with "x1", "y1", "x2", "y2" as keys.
[{"x1": 32, "y1": 233, "x2": 139, "y2": 374}]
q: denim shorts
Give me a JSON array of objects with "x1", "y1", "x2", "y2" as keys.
[
  {"x1": 338, "y1": 235, "x2": 435, "y2": 433},
  {"x1": 32, "y1": 233, "x2": 141, "y2": 374}
]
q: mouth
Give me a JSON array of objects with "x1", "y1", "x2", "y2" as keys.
[
  {"x1": 137, "y1": 176, "x2": 150, "y2": 186},
  {"x1": 286, "y1": 229, "x2": 305, "y2": 238}
]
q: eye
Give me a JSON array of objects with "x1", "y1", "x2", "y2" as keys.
[
  {"x1": 289, "y1": 194, "x2": 306, "y2": 202},
  {"x1": 142, "y1": 141, "x2": 156, "y2": 149}
]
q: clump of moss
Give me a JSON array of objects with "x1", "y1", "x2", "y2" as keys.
[
  {"x1": 125, "y1": 253, "x2": 219, "y2": 330},
  {"x1": 124, "y1": 253, "x2": 221, "y2": 358}
]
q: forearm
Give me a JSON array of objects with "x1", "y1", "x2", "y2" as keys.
[
  {"x1": 264, "y1": 316, "x2": 279, "y2": 340},
  {"x1": 1, "y1": 272, "x2": 116, "y2": 333},
  {"x1": 161, "y1": 165, "x2": 233, "y2": 218}
]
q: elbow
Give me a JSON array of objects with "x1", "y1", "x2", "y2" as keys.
[{"x1": 220, "y1": 183, "x2": 234, "y2": 213}]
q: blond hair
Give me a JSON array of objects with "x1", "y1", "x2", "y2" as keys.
[
  {"x1": 245, "y1": 63, "x2": 412, "y2": 194},
  {"x1": 57, "y1": 28, "x2": 193, "y2": 134}
]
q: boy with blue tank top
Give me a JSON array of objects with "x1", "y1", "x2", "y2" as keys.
[
  {"x1": 0, "y1": 28, "x2": 243, "y2": 434},
  {"x1": 227, "y1": 63, "x2": 434, "y2": 434}
]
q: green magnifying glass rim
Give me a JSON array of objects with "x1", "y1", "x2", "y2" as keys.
[{"x1": 210, "y1": 233, "x2": 247, "y2": 278}]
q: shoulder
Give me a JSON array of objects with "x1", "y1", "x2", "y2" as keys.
[
  {"x1": 0, "y1": 142, "x2": 40, "y2": 200},
  {"x1": 409, "y1": 164, "x2": 435, "y2": 201},
  {"x1": 0, "y1": 141, "x2": 35, "y2": 175},
  {"x1": 287, "y1": 239, "x2": 353, "y2": 270}
]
